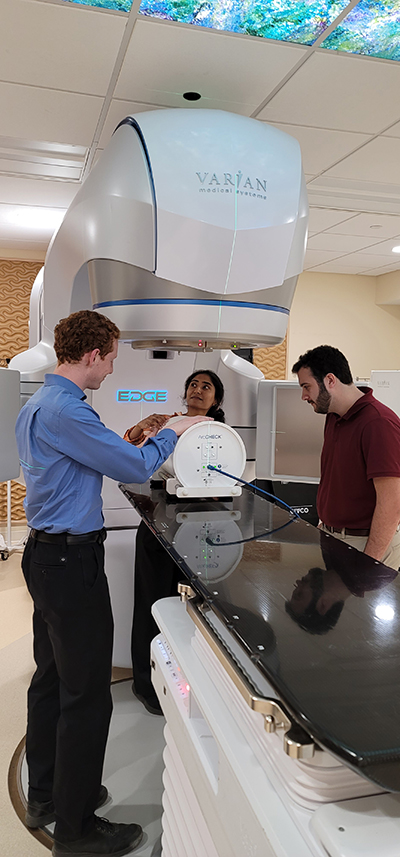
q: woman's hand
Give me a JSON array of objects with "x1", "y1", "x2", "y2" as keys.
[{"x1": 163, "y1": 415, "x2": 212, "y2": 436}]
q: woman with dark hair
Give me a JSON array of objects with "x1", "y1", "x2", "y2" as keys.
[
  {"x1": 124, "y1": 370, "x2": 225, "y2": 445},
  {"x1": 183, "y1": 370, "x2": 225, "y2": 423},
  {"x1": 125, "y1": 370, "x2": 225, "y2": 714}
]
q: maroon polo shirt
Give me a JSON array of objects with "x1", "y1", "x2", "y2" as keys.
[{"x1": 317, "y1": 388, "x2": 400, "y2": 530}]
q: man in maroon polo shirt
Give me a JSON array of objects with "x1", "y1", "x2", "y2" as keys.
[{"x1": 292, "y1": 345, "x2": 400, "y2": 570}]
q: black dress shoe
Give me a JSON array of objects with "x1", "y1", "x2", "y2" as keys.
[
  {"x1": 131, "y1": 681, "x2": 163, "y2": 716},
  {"x1": 25, "y1": 797, "x2": 55, "y2": 828},
  {"x1": 52, "y1": 816, "x2": 143, "y2": 856},
  {"x1": 26, "y1": 785, "x2": 109, "y2": 829}
]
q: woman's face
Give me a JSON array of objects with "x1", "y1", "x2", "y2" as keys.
[{"x1": 186, "y1": 373, "x2": 217, "y2": 416}]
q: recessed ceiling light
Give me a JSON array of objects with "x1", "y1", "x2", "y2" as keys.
[
  {"x1": 392, "y1": 245, "x2": 400, "y2": 253},
  {"x1": 183, "y1": 92, "x2": 201, "y2": 101}
]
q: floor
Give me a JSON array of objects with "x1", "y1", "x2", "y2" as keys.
[{"x1": 0, "y1": 527, "x2": 166, "y2": 857}]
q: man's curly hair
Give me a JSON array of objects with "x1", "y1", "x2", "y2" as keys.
[{"x1": 54, "y1": 310, "x2": 120, "y2": 364}]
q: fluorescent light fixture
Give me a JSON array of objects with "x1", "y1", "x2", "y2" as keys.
[{"x1": 5, "y1": 207, "x2": 66, "y2": 232}]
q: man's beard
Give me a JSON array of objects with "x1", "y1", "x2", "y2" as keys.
[{"x1": 313, "y1": 382, "x2": 331, "y2": 414}]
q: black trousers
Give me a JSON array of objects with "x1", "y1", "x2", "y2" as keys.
[
  {"x1": 131, "y1": 521, "x2": 182, "y2": 700},
  {"x1": 22, "y1": 535, "x2": 114, "y2": 842}
]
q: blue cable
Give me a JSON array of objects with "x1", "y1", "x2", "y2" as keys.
[
  {"x1": 206, "y1": 464, "x2": 300, "y2": 519},
  {"x1": 205, "y1": 517, "x2": 297, "y2": 548}
]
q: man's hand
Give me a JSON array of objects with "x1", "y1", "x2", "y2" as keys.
[
  {"x1": 128, "y1": 413, "x2": 171, "y2": 442},
  {"x1": 364, "y1": 476, "x2": 400, "y2": 562}
]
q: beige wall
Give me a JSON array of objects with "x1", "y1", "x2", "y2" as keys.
[{"x1": 287, "y1": 271, "x2": 400, "y2": 380}]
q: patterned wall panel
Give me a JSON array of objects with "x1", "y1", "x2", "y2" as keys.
[
  {"x1": 253, "y1": 335, "x2": 287, "y2": 380},
  {"x1": 0, "y1": 260, "x2": 42, "y2": 521}
]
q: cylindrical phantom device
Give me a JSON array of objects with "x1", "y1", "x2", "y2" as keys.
[{"x1": 162, "y1": 420, "x2": 246, "y2": 498}]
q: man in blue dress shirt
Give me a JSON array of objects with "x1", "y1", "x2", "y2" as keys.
[{"x1": 16, "y1": 310, "x2": 182, "y2": 857}]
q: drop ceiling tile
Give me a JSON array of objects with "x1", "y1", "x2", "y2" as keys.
[
  {"x1": 308, "y1": 261, "x2": 370, "y2": 274},
  {"x1": 0, "y1": 82, "x2": 103, "y2": 147},
  {"x1": 116, "y1": 18, "x2": 307, "y2": 108},
  {"x1": 307, "y1": 233, "x2": 381, "y2": 253},
  {"x1": 360, "y1": 262, "x2": 400, "y2": 275},
  {"x1": 98, "y1": 100, "x2": 167, "y2": 149},
  {"x1": 259, "y1": 52, "x2": 400, "y2": 134},
  {"x1": 304, "y1": 249, "x2": 347, "y2": 268},
  {"x1": 333, "y1": 251, "x2": 400, "y2": 269},
  {"x1": 323, "y1": 137, "x2": 400, "y2": 185},
  {"x1": 0, "y1": 0, "x2": 126, "y2": 96},
  {"x1": 357, "y1": 238, "x2": 400, "y2": 256},
  {"x1": 375, "y1": 264, "x2": 400, "y2": 275},
  {"x1": 308, "y1": 207, "x2": 358, "y2": 233},
  {"x1": 384, "y1": 121, "x2": 400, "y2": 139},
  {"x1": 268, "y1": 123, "x2": 370, "y2": 176},
  {"x1": 328, "y1": 213, "x2": 400, "y2": 238}
]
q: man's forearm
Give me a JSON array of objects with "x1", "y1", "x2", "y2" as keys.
[
  {"x1": 365, "y1": 523, "x2": 398, "y2": 561},
  {"x1": 364, "y1": 477, "x2": 400, "y2": 561}
]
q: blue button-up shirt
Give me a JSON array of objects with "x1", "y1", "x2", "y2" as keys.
[{"x1": 16, "y1": 374, "x2": 177, "y2": 534}]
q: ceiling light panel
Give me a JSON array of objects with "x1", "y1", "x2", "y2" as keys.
[
  {"x1": 62, "y1": 0, "x2": 132, "y2": 9},
  {"x1": 320, "y1": 0, "x2": 400, "y2": 61},
  {"x1": 138, "y1": 0, "x2": 351, "y2": 43}
]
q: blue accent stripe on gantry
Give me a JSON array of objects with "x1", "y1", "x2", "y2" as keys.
[{"x1": 93, "y1": 299, "x2": 289, "y2": 314}]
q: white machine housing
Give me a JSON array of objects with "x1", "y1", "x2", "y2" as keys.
[{"x1": 160, "y1": 419, "x2": 246, "y2": 498}]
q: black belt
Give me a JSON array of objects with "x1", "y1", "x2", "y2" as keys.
[
  {"x1": 29, "y1": 527, "x2": 107, "y2": 545},
  {"x1": 323, "y1": 524, "x2": 370, "y2": 537}
]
